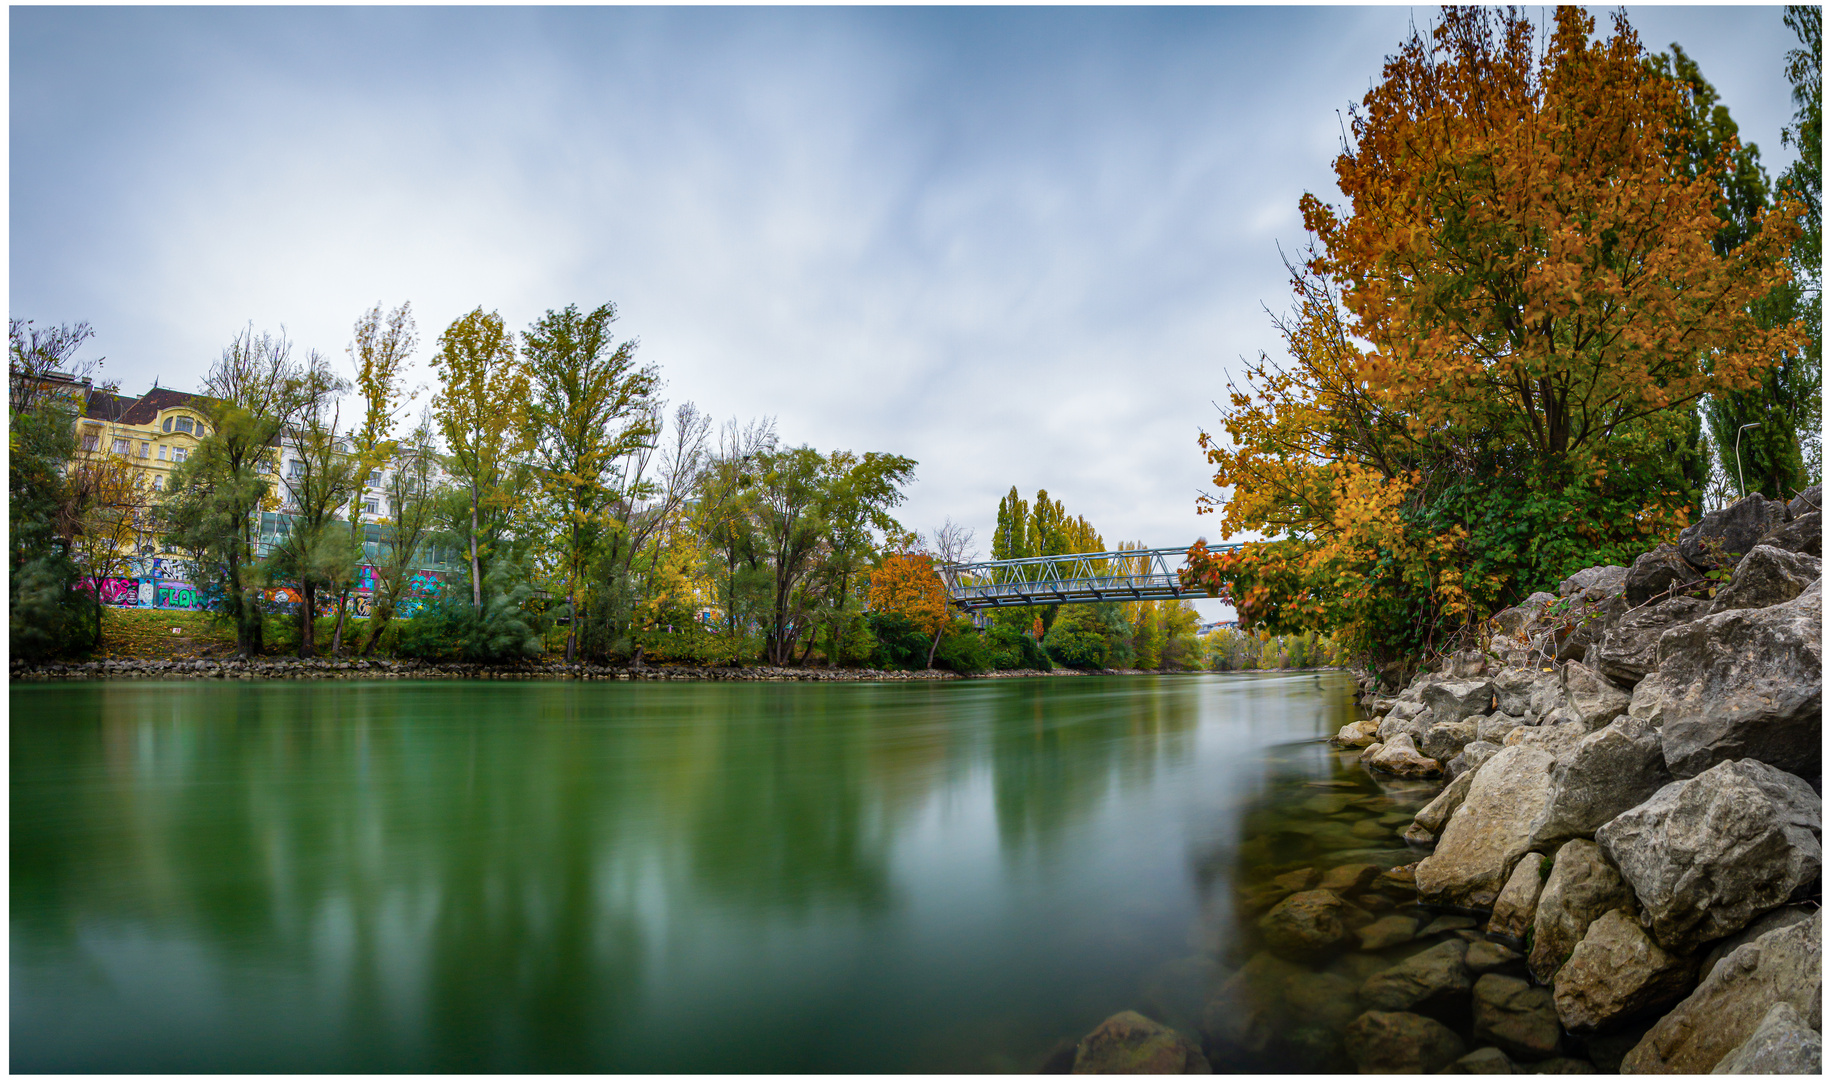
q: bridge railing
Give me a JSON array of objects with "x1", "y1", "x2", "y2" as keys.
[{"x1": 937, "y1": 542, "x2": 1243, "y2": 610}]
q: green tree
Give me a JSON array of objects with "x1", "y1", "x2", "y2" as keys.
[
  {"x1": 522, "y1": 301, "x2": 660, "y2": 662},
  {"x1": 8, "y1": 319, "x2": 100, "y2": 659},
  {"x1": 163, "y1": 326, "x2": 303, "y2": 656},
  {"x1": 334, "y1": 301, "x2": 417, "y2": 652},
  {"x1": 429, "y1": 308, "x2": 532, "y2": 610},
  {"x1": 360, "y1": 412, "x2": 445, "y2": 655},
  {"x1": 268, "y1": 353, "x2": 361, "y2": 657},
  {"x1": 802, "y1": 450, "x2": 917, "y2": 665},
  {"x1": 1780, "y1": 5, "x2": 1823, "y2": 480}
]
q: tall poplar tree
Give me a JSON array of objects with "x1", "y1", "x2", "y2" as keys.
[{"x1": 429, "y1": 307, "x2": 530, "y2": 610}]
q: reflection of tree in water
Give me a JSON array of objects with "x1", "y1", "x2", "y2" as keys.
[
  {"x1": 683, "y1": 684, "x2": 895, "y2": 913},
  {"x1": 988, "y1": 679, "x2": 1198, "y2": 858},
  {"x1": 14, "y1": 681, "x2": 647, "y2": 1072}
]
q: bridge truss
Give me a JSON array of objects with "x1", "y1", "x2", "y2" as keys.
[{"x1": 936, "y1": 543, "x2": 1242, "y2": 611}]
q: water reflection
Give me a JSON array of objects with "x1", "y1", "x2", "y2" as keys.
[{"x1": 12, "y1": 674, "x2": 1347, "y2": 1073}]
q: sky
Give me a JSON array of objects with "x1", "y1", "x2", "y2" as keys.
[{"x1": 10, "y1": 5, "x2": 1807, "y2": 620}]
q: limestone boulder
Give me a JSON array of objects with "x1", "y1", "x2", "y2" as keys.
[
  {"x1": 1422, "y1": 680, "x2": 1497, "y2": 722},
  {"x1": 1677, "y1": 494, "x2": 1788, "y2": 571},
  {"x1": 1072, "y1": 1010, "x2": 1211, "y2": 1074},
  {"x1": 1334, "y1": 720, "x2": 1382, "y2": 749},
  {"x1": 1501, "y1": 721, "x2": 1591, "y2": 761},
  {"x1": 1477, "y1": 710, "x2": 1526, "y2": 742},
  {"x1": 1594, "y1": 597, "x2": 1705, "y2": 688},
  {"x1": 1758, "y1": 509, "x2": 1822, "y2": 559},
  {"x1": 1698, "y1": 905, "x2": 1817, "y2": 984},
  {"x1": 1492, "y1": 668, "x2": 1542, "y2": 718},
  {"x1": 1489, "y1": 856, "x2": 1546, "y2": 944},
  {"x1": 1258, "y1": 889, "x2": 1353, "y2": 959},
  {"x1": 1595, "y1": 758, "x2": 1821, "y2": 955},
  {"x1": 1621, "y1": 913, "x2": 1821, "y2": 1073},
  {"x1": 1785, "y1": 484, "x2": 1821, "y2": 519},
  {"x1": 1525, "y1": 716, "x2": 1671, "y2": 849},
  {"x1": 1358, "y1": 939, "x2": 1471, "y2": 1011},
  {"x1": 1552, "y1": 909, "x2": 1695, "y2": 1034},
  {"x1": 1414, "y1": 768, "x2": 1478, "y2": 835},
  {"x1": 1367, "y1": 733, "x2": 1442, "y2": 779},
  {"x1": 1708, "y1": 1002, "x2": 1822, "y2": 1075},
  {"x1": 1702, "y1": 544, "x2": 1821, "y2": 615},
  {"x1": 1445, "y1": 1046, "x2": 1515, "y2": 1073},
  {"x1": 1466, "y1": 940, "x2": 1521, "y2": 974},
  {"x1": 1342, "y1": 1011, "x2": 1466, "y2": 1074},
  {"x1": 1559, "y1": 663, "x2": 1629, "y2": 730},
  {"x1": 1527, "y1": 840, "x2": 1633, "y2": 985},
  {"x1": 1448, "y1": 648, "x2": 1490, "y2": 679},
  {"x1": 1624, "y1": 544, "x2": 1704, "y2": 607},
  {"x1": 1629, "y1": 580, "x2": 1822, "y2": 779},
  {"x1": 1559, "y1": 565, "x2": 1630, "y2": 601},
  {"x1": 1447, "y1": 740, "x2": 1502, "y2": 782},
  {"x1": 1415, "y1": 746, "x2": 1558, "y2": 910},
  {"x1": 1356, "y1": 914, "x2": 1419, "y2": 952},
  {"x1": 1473, "y1": 974, "x2": 1562, "y2": 1061},
  {"x1": 1422, "y1": 720, "x2": 1479, "y2": 763}
]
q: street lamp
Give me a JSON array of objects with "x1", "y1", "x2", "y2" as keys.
[{"x1": 1735, "y1": 422, "x2": 1762, "y2": 499}]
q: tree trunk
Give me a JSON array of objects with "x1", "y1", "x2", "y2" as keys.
[
  {"x1": 469, "y1": 483, "x2": 482, "y2": 610},
  {"x1": 565, "y1": 585, "x2": 577, "y2": 663},
  {"x1": 797, "y1": 626, "x2": 817, "y2": 666},
  {"x1": 92, "y1": 578, "x2": 105, "y2": 650},
  {"x1": 299, "y1": 580, "x2": 316, "y2": 658},
  {"x1": 331, "y1": 588, "x2": 349, "y2": 655},
  {"x1": 925, "y1": 624, "x2": 944, "y2": 669},
  {"x1": 360, "y1": 600, "x2": 392, "y2": 656}
]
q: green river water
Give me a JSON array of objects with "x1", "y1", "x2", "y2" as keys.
[{"x1": 12, "y1": 671, "x2": 1442, "y2": 1073}]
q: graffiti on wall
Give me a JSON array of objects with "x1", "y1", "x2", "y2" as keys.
[{"x1": 85, "y1": 564, "x2": 447, "y2": 617}]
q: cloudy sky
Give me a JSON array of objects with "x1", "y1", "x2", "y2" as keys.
[{"x1": 11, "y1": 5, "x2": 1804, "y2": 616}]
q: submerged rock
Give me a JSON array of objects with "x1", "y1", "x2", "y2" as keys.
[
  {"x1": 1358, "y1": 939, "x2": 1471, "y2": 1011},
  {"x1": 1072, "y1": 1010, "x2": 1210, "y2": 1074},
  {"x1": 1473, "y1": 974, "x2": 1562, "y2": 1061},
  {"x1": 1444, "y1": 1046, "x2": 1515, "y2": 1073},
  {"x1": 1466, "y1": 940, "x2": 1522, "y2": 974},
  {"x1": 1551, "y1": 909, "x2": 1695, "y2": 1034},
  {"x1": 1201, "y1": 952, "x2": 1303, "y2": 1056},
  {"x1": 1258, "y1": 889, "x2": 1352, "y2": 959},
  {"x1": 1356, "y1": 915, "x2": 1419, "y2": 952},
  {"x1": 1621, "y1": 913, "x2": 1821, "y2": 1073},
  {"x1": 1708, "y1": 1002, "x2": 1822, "y2": 1074},
  {"x1": 1342, "y1": 1010, "x2": 1465, "y2": 1074},
  {"x1": 1595, "y1": 758, "x2": 1821, "y2": 955},
  {"x1": 1632, "y1": 579, "x2": 1821, "y2": 779},
  {"x1": 1528, "y1": 841, "x2": 1632, "y2": 986},
  {"x1": 1415, "y1": 746, "x2": 1558, "y2": 911}
]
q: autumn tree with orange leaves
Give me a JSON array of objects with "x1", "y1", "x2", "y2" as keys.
[
  {"x1": 1187, "y1": 7, "x2": 1805, "y2": 665},
  {"x1": 868, "y1": 550, "x2": 952, "y2": 669}
]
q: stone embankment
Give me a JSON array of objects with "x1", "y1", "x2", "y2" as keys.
[{"x1": 1061, "y1": 489, "x2": 1822, "y2": 1074}]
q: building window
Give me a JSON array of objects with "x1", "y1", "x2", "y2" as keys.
[
  {"x1": 163, "y1": 417, "x2": 173, "y2": 433},
  {"x1": 363, "y1": 500, "x2": 379, "y2": 515},
  {"x1": 139, "y1": 442, "x2": 150, "y2": 458},
  {"x1": 174, "y1": 416, "x2": 195, "y2": 434},
  {"x1": 289, "y1": 460, "x2": 304, "y2": 478},
  {"x1": 158, "y1": 446, "x2": 168, "y2": 460},
  {"x1": 82, "y1": 434, "x2": 99, "y2": 452},
  {"x1": 368, "y1": 469, "x2": 382, "y2": 486},
  {"x1": 153, "y1": 475, "x2": 164, "y2": 491},
  {"x1": 111, "y1": 438, "x2": 130, "y2": 455},
  {"x1": 173, "y1": 447, "x2": 188, "y2": 464}
]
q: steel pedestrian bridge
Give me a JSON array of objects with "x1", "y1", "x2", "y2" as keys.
[{"x1": 937, "y1": 543, "x2": 1244, "y2": 610}]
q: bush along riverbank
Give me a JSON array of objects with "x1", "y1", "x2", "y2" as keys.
[
  {"x1": 6, "y1": 657, "x2": 1242, "y2": 682},
  {"x1": 1056, "y1": 490, "x2": 1821, "y2": 1075}
]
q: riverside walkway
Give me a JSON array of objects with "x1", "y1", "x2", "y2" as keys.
[{"x1": 937, "y1": 543, "x2": 1243, "y2": 610}]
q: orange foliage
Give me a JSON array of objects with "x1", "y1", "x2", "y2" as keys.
[{"x1": 867, "y1": 552, "x2": 950, "y2": 637}]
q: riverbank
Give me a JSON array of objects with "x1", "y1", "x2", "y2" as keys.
[
  {"x1": 1058, "y1": 489, "x2": 1822, "y2": 1074},
  {"x1": 9, "y1": 657, "x2": 1324, "y2": 682}
]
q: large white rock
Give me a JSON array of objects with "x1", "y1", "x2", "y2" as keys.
[
  {"x1": 1527, "y1": 839, "x2": 1633, "y2": 985},
  {"x1": 1552, "y1": 909, "x2": 1695, "y2": 1034},
  {"x1": 1415, "y1": 746, "x2": 1557, "y2": 911},
  {"x1": 1708, "y1": 1002, "x2": 1822, "y2": 1074},
  {"x1": 1595, "y1": 759, "x2": 1821, "y2": 955}
]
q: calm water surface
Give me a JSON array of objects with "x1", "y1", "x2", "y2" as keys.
[{"x1": 13, "y1": 672, "x2": 1389, "y2": 1073}]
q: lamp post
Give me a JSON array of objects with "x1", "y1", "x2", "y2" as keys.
[{"x1": 1735, "y1": 422, "x2": 1762, "y2": 500}]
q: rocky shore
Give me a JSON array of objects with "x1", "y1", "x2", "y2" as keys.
[{"x1": 1062, "y1": 489, "x2": 1822, "y2": 1074}]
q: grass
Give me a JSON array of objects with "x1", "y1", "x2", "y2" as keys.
[{"x1": 96, "y1": 608, "x2": 239, "y2": 660}]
